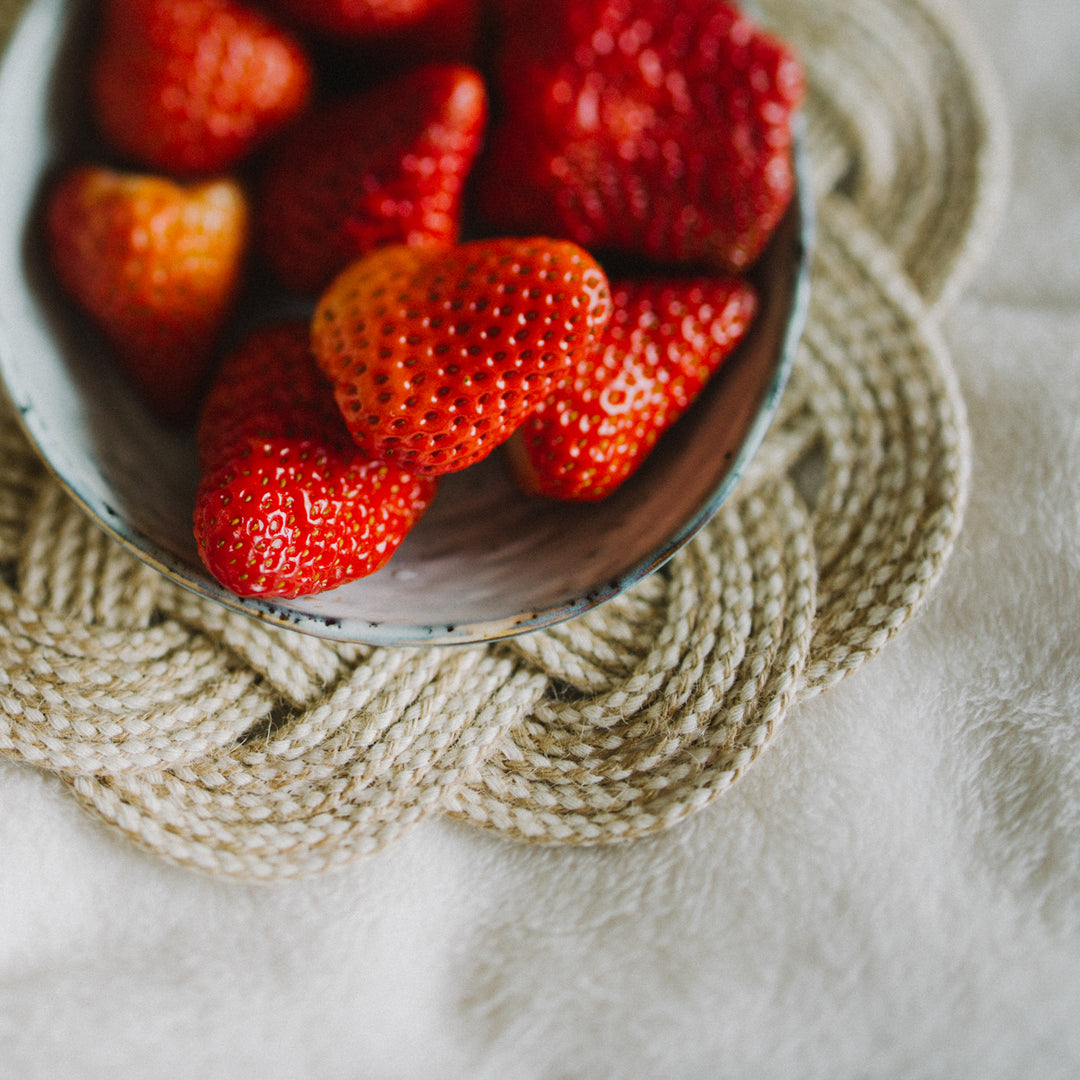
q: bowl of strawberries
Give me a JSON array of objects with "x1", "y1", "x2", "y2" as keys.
[{"x1": 0, "y1": 0, "x2": 812, "y2": 644}]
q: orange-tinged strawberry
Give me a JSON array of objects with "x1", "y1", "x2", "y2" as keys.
[
  {"x1": 256, "y1": 63, "x2": 487, "y2": 296},
  {"x1": 45, "y1": 165, "x2": 249, "y2": 424},
  {"x1": 91, "y1": 0, "x2": 314, "y2": 176},
  {"x1": 508, "y1": 276, "x2": 758, "y2": 501},
  {"x1": 194, "y1": 322, "x2": 437, "y2": 598},
  {"x1": 310, "y1": 238, "x2": 612, "y2": 475}
]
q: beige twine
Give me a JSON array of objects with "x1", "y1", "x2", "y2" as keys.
[{"x1": 0, "y1": 0, "x2": 1009, "y2": 878}]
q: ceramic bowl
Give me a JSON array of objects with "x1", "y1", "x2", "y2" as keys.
[{"x1": 0, "y1": 0, "x2": 813, "y2": 645}]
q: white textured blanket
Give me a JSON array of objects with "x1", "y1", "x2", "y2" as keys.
[{"x1": 2, "y1": 0, "x2": 1079, "y2": 1076}]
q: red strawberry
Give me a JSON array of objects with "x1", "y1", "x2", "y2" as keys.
[
  {"x1": 91, "y1": 0, "x2": 313, "y2": 176},
  {"x1": 310, "y1": 238, "x2": 613, "y2": 475},
  {"x1": 476, "y1": 0, "x2": 805, "y2": 273},
  {"x1": 256, "y1": 63, "x2": 488, "y2": 296},
  {"x1": 508, "y1": 276, "x2": 758, "y2": 501},
  {"x1": 194, "y1": 322, "x2": 437, "y2": 598},
  {"x1": 45, "y1": 165, "x2": 249, "y2": 424},
  {"x1": 273, "y1": 0, "x2": 482, "y2": 91},
  {"x1": 268, "y1": 0, "x2": 479, "y2": 51}
]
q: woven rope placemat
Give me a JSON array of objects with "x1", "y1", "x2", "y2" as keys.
[{"x1": 0, "y1": 0, "x2": 1009, "y2": 879}]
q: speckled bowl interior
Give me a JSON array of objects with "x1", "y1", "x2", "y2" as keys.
[{"x1": 0, "y1": 0, "x2": 813, "y2": 645}]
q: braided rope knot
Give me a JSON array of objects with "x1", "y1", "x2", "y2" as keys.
[{"x1": 0, "y1": 0, "x2": 1008, "y2": 878}]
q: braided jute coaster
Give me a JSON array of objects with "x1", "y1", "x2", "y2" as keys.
[{"x1": 0, "y1": 0, "x2": 1009, "y2": 878}]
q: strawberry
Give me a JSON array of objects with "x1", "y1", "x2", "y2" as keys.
[
  {"x1": 91, "y1": 0, "x2": 314, "y2": 176},
  {"x1": 507, "y1": 276, "x2": 758, "y2": 501},
  {"x1": 193, "y1": 322, "x2": 437, "y2": 598},
  {"x1": 256, "y1": 63, "x2": 488, "y2": 296},
  {"x1": 476, "y1": 0, "x2": 805, "y2": 273},
  {"x1": 45, "y1": 165, "x2": 249, "y2": 424},
  {"x1": 280, "y1": 0, "x2": 483, "y2": 92},
  {"x1": 310, "y1": 238, "x2": 613, "y2": 475},
  {"x1": 267, "y1": 0, "x2": 479, "y2": 52}
]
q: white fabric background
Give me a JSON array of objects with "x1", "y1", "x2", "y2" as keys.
[{"x1": 2, "y1": 0, "x2": 1079, "y2": 1076}]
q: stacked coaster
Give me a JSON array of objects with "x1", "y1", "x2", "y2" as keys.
[{"x1": 0, "y1": 0, "x2": 1008, "y2": 879}]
